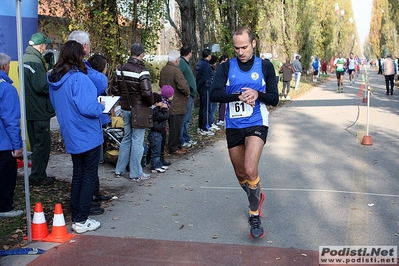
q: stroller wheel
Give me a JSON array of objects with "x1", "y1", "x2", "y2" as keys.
[{"x1": 141, "y1": 156, "x2": 146, "y2": 168}]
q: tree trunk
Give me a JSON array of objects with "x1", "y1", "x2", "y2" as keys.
[{"x1": 176, "y1": 0, "x2": 198, "y2": 69}]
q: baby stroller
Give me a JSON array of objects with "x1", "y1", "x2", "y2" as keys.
[
  {"x1": 103, "y1": 118, "x2": 124, "y2": 165},
  {"x1": 102, "y1": 106, "x2": 147, "y2": 167}
]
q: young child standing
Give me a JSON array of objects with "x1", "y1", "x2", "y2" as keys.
[
  {"x1": 148, "y1": 93, "x2": 170, "y2": 173},
  {"x1": 159, "y1": 85, "x2": 175, "y2": 165}
]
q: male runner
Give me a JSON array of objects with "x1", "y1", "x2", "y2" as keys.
[
  {"x1": 334, "y1": 52, "x2": 346, "y2": 92},
  {"x1": 347, "y1": 52, "x2": 356, "y2": 85},
  {"x1": 210, "y1": 27, "x2": 279, "y2": 238}
]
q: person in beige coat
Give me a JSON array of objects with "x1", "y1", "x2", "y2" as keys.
[
  {"x1": 383, "y1": 54, "x2": 396, "y2": 95},
  {"x1": 159, "y1": 50, "x2": 190, "y2": 155}
]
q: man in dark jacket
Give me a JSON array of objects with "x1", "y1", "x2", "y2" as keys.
[
  {"x1": 159, "y1": 50, "x2": 190, "y2": 155},
  {"x1": 23, "y1": 32, "x2": 55, "y2": 186},
  {"x1": 110, "y1": 43, "x2": 154, "y2": 181},
  {"x1": 178, "y1": 45, "x2": 198, "y2": 149},
  {"x1": 196, "y1": 49, "x2": 214, "y2": 136}
]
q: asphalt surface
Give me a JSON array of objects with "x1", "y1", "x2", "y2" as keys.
[{"x1": 1, "y1": 68, "x2": 398, "y2": 266}]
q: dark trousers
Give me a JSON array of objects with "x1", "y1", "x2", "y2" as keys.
[
  {"x1": 218, "y1": 103, "x2": 226, "y2": 122},
  {"x1": 0, "y1": 151, "x2": 17, "y2": 212},
  {"x1": 27, "y1": 119, "x2": 51, "y2": 181},
  {"x1": 198, "y1": 88, "x2": 211, "y2": 130},
  {"x1": 160, "y1": 131, "x2": 166, "y2": 161},
  {"x1": 282, "y1": 81, "x2": 291, "y2": 96},
  {"x1": 70, "y1": 145, "x2": 101, "y2": 223},
  {"x1": 148, "y1": 131, "x2": 163, "y2": 169},
  {"x1": 168, "y1": 114, "x2": 183, "y2": 153},
  {"x1": 385, "y1": 74, "x2": 394, "y2": 93}
]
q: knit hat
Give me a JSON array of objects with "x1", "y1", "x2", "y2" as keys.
[
  {"x1": 153, "y1": 92, "x2": 162, "y2": 103},
  {"x1": 161, "y1": 85, "x2": 174, "y2": 98},
  {"x1": 29, "y1": 32, "x2": 51, "y2": 46}
]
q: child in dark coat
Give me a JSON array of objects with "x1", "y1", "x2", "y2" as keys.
[{"x1": 148, "y1": 93, "x2": 170, "y2": 173}]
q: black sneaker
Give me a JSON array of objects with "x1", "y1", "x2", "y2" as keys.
[
  {"x1": 248, "y1": 215, "x2": 264, "y2": 239},
  {"x1": 161, "y1": 159, "x2": 171, "y2": 166},
  {"x1": 91, "y1": 201, "x2": 101, "y2": 207},
  {"x1": 92, "y1": 193, "x2": 112, "y2": 202},
  {"x1": 29, "y1": 176, "x2": 55, "y2": 186},
  {"x1": 89, "y1": 206, "x2": 105, "y2": 215}
]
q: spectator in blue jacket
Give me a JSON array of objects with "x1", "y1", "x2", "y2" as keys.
[
  {"x1": 69, "y1": 31, "x2": 112, "y2": 213},
  {"x1": 0, "y1": 53, "x2": 24, "y2": 218},
  {"x1": 48, "y1": 40, "x2": 104, "y2": 234}
]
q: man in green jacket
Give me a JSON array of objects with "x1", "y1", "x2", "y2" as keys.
[
  {"x1": 23, "y1": 32, "x2": 55, "y2": 186},
  {"x1": 178, "y1": 45, "x2": 197, "y2": 149}
]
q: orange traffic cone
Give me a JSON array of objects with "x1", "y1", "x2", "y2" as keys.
[
  {"x1": 31, "y1": 202, "x2": 49, "y2": 241},
  {"x1": 43, "y1": 203, "x2": 74, "y2": 243}
]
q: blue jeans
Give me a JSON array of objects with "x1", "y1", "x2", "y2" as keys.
[
  {"x1": 116, "y1": 110, "x2": 145, "y2": 178},
  {"x1": 70, "y1": 145, "x2": 101, "y2": 222},
  {"x1": 209, "y1": 101, "x2": 217, "y2": 125},
  {"x1": 181, "y1": 95, "x2": 194, "y2": 144},
  {"x1": 148, "y1": 131, "x2": 163, "y2": 170}
]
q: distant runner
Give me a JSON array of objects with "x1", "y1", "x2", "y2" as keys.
[
  {"x1": 334, "y1": 52, "x2": 346, "y2": 93},
  {"x1": 347, "y1": 52, "x2": 356, "y2": 85}
]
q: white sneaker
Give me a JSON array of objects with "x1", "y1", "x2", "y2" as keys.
[
  {"x1": 72, "y1": 218, "x2": 101, "y2": 234},
  {"x1": 211, "y1": 124, "x2": 220, "y2": 131},
  {"x1": 188, "y1": 140, "x2": 197, "y2": 146},
  {"x1": 161, "y1": 166, "x2": 168, "y2": 170},
  {"x1": 0, "y1": 209, "x2": 23, "y2": 217},
  {"x1": 132, "y1": 173, "x2": 151, "y2": 181},
  {"x1": 151, "y1": 168, "x2": 165, "y2": 173},
  {"x1": 216, "y1": 120, "x2": 225, "y2": 126},
  {"x1": 182, "y1": 142, "x2": 192, "y2": 149},
  {"x1": 285, "y1": 96, "x2": 291, "y2": 100},
  {"x1": 199, "y1": 129, "x2": 214, "y2": 136}
]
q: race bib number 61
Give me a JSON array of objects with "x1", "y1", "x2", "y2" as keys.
[{"x1": 229, "y1": 101, "x2": 253, "y2": 118}]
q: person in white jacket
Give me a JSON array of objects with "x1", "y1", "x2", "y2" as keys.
[{"x1": 383, "y1": 54, "x2": 396, "y2": 95}]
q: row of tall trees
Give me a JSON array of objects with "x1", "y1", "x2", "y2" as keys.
[
  {"x1": 368, "y1": 0, "x2": 399, "y2": 59},
  {"x1": 39, "y1": 0, "x2": 391, "y2": 78}
]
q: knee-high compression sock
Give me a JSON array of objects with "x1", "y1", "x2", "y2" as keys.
[
  {"x1": 239, "y1": 179, "x2": 249, "y2": 194},
  {"x1": 247, "y1": 176, "x2": 261, "y2": 216}
]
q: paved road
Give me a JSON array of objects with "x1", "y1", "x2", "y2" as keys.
[{"x1": 2, "y1": 68, "x2": 398, "y2": 265}]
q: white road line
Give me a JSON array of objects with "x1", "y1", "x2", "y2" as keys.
[{"x1": 200, "y1": 186, "x2": 399, "y2": 198}]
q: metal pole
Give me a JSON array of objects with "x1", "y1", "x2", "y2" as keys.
[
  {"x1": 16, "y1": 0, "x2": 32, "y2": 242},
  {"x1": 365, "y1": 87, "x2": 370, "y2": 136}
]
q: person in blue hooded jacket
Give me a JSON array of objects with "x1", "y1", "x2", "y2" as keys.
[
  {"x1": 0, "y1": 53, "x2": 24, "y2": 218},
  {"x1": 48, "y1": 40, "x2": 104, "y2": 234},
  {"x1": 68, "y1": 31, "x2": 112, "y2": 211}
]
